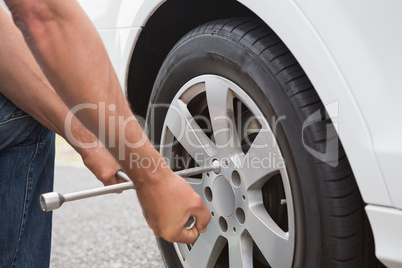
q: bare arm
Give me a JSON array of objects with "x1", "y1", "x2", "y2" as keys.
[
  {"x1": 0, "y1": 6, "x2": 121, "y2": 186},
  {"x1": 3, "y1": 0, "x2": 211, "y2": 243}
]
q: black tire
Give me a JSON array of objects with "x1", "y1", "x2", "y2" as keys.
[{"x1": 147, "y1": 18, "x2": 380, "y2": 267}]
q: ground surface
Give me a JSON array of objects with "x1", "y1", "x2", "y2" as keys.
[{"x1": 50, "y1": 136, "x2": 164, "y2": 267}]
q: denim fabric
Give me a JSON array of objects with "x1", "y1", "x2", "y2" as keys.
[{"x1": 0, "y1": 93, "x2": 55, "y2": 267}]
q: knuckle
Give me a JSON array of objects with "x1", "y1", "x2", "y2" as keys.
[
  {"x1": 151, "y1": 223, "x2": 161, "y2": 237},
  {"x1": 99, "y1": 169, "x2": 111, "y2": 179},
  {"x1": 153, "y1": 228, "x2": 161, "y2": 238},
  {"x1": 193, "y1": 194, "x2": 204, "y2": 207},
  {"x1": 161, "y1": 230, "x2": 176, "y2": 243}
]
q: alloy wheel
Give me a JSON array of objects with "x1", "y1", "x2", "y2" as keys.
[{"x1": 160, "y1": 75, "x2": 295, "y2": 268}]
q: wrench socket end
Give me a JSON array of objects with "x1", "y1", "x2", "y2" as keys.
[{"x1": 40, "y1": 192, "x2": 65, "y2": 212}]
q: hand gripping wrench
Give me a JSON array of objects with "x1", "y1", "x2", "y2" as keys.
[{"x1": 40, "y1": 161, "x2": 220, "y2": 229}]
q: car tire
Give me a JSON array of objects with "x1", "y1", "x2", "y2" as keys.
[{"x1": 147, "y1": 18, "x2": 381, "y2": 268}]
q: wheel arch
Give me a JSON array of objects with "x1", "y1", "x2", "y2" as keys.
[
  {"x1": 126, "y1": 0, "x2": 256, "y2": 118},
  {"x1": 125, "y1": 0, "x2": 391, "y2": 207}
]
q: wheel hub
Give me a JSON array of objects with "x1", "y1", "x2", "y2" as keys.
[{"x1": 212, "y1": 175, "x2": 235, "y2": 217}]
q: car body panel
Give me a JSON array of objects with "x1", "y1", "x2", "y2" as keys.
[
  {"x1": 290, "y1": 0, "x2": 402, "y2": 208},
  {"x1": 366, "y1": 205, "x2": 402, "y2": 267},
  {"x1": 97, "y1": 28, "x2": 141, "y2": 93},
  {"x1": 77, "y1": 0, "x2": 163, "y2": 29},
  {"x1": 237, "y1": 0, "x2": 402, "y2": 209}
]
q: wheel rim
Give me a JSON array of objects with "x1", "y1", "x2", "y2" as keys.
[{"x1": 160, "y1": 75, "x2": 295, "y2": 267}]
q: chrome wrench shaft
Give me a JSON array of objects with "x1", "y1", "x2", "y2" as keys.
[
  {"x1": 40, "y1": 161, "x2": 220, "y2": 229},
  {"x1": 39, "y1": 171, "x2": 133, "y2": 212},
  {"x1": 175, "y1": 161, "x2": 220, "y2": 177}
]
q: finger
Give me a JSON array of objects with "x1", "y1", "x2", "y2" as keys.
[
  {"x1": 175, "y1": 226, "x2": 200, "y2": 244},
  {"x1": 192, "y1": 205, "x2": 212, "y2": 233},
  {"x1": 102, "y1": 175, "x2": 119, "y2": 186},
  {"x1": 195, "y1": 214, "x2": 210, "y2": 233},
  {"x1": 103, "y1": 169, "x2": 125, "y2": 186}
]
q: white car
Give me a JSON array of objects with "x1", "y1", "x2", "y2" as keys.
[{"x1": 81, "y1": 1, "x2": 401, "y2": 267}]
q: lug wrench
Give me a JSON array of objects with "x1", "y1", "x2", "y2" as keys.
[{"x1": 40, "y1": 161, "x2": 220, "y2": 229}]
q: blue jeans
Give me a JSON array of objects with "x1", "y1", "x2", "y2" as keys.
[{"x1": 0, "y1": 94, "x2": 55, "y2": 267}]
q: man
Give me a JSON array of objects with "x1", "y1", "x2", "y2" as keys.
[{"x1": 0, "y1": 0, "x2": 211, "y2": 266}]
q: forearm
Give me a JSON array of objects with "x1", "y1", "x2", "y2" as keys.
[
  {"x1": 0, "y1": 6, "x2": 63, "y2": 134},
  {"x1": 5, "y1": 0, "x2": 127, "y2": 134},
  {"x1": 0, "y1": 6, "x2": 93, "y2": 148},
  {"x1": 0, "y1": 6, "x2": 123, "y2": 186},
  {"x1": 4, "y1": 0, "x2": 166, "y2": 184}
]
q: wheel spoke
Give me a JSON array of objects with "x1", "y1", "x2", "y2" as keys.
[
  {"x1": 247, "y1": 204, "x2": 293, "y2": 267},
  {"x1": 188, "y1": 180, "x2": 205, "y2": 197},
  {"x1": 183, "y1": 229, "x2": 226, "y2": 268},
  {"x1": 241, "y1": 129, "x2": 281, "y2": 189},
  {"x1": 164, "y1": 98, "x2": 217, "y2": 164},
  {"x1": 228, "y1": 234, "x2": 253, "y2": 268},
  {"x1": 205, "y1": 77, "x2": 242, "y2": 155}
]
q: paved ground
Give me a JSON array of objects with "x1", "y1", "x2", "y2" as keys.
[{"x1": 50, "y1": 136, "x2": 164, "y2": 267}]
